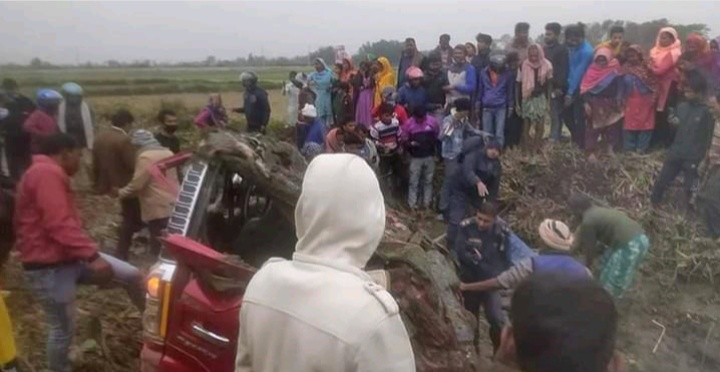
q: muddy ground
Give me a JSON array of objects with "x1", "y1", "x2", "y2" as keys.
[{"x1": 3, "y1": 149, "x2": 720, "y2": 372}]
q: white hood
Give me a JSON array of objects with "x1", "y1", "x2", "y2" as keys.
[{"x1": 294, "y1": 154, "x2": 385, "y2": 268}]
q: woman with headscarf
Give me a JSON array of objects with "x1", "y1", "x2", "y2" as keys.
[
  {"x1": 649, "y1": 27, "x2": 682, "y2": 148},
  {"x1": 353, "y1": 61, "x2": 375, "y2": 129},
  {"x1": 309, "y1": 58, "x2": 335, "y2": 128},
  {"x1": 517, "y1": 44, "x2": 553, "y2": 150},
  {"x1": 620, "y1": 45, "x2": 658, "y2": 153},
  {"x1": 465, "y1": 43, "x2": 477, "y2": 63},
  {"x1": 194, "y1": 93, "x2": 228, "y2": 128},
  {"x1": 580, "y1": 46, "x2": 623, "y2": 160},
  {"x1": 373, "y1": 57, "x2": 396, "y2": 109},
  {"x1": 686, "y1": 33, "x2": 720, "y2": 90}
]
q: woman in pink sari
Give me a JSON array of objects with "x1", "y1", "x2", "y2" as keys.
[{"x1": 649, "y1": 27, "x2": 682, "y2": 148}]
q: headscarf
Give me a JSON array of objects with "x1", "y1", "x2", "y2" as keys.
[
  {"x1": 686, "y1": 33, "x2": 714, "y2": 71},
  {"x1": 373, "y1": 57, "x2": 396, "y2": 108},
  {"x1": 650, "y1": 27, "x2": 682, "y2": 68},
  {"x1": 620, "y1": 45, "x2": 658, "y2": 96},
  {"x1": 520, "y1": 44, "x2": 553, "y2": 99},
  {"x1": 206, "y1": 93, "x2": 228, "y2": 126},
  {"x1": 340, "y1": 57, "x2": 356, "y2": 83},
  {"x1": 580, "y1": 47, "x2": 620, "y2": 94}
]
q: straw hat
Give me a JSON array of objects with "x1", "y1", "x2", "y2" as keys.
[{"x1": 538, "y1": 219, "x2": 574, "y2": 251}]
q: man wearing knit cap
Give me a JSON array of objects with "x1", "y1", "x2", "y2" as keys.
[
  {"x1": 460, "y1": 219, "x2": 590, "y2": 293},
  {"x1": 116, "y1": 129, "x2": 179, "y2": 256}
]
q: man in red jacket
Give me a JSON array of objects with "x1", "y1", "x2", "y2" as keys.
[{"x1": 15, "y1": 133, "x2": 144, "y2": 372}]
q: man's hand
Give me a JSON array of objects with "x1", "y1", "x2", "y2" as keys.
[
  {"x1": 459, "y1": 282, "x2": 470, "y2": 292},
  {"x1": 564, "y1": 95, "x2": 573, "y2": 108},
  {"x1": 86, "y1": 255, "x2": 113, "y2": 285},
  {"x1": 476, "y1": 181, "x2": 489, "y2": 197}
]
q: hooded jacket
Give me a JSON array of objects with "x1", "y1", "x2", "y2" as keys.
[{"x1": 236, "y1": 154, "x2": 415, "y2": 372}]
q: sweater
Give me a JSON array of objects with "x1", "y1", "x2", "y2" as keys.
[
  {"x1": 573, "y1": 206, "x2": 644, "y2": 262},
  {"x1": 119, "y1": 148, "x2": 179, "y2": 222},
  {"x1": 544, "y1": 42, "x2": 569, "y2": 93}
]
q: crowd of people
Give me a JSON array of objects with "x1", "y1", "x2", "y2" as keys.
[{"x1": 2, "y1": 20, "x2": 720, "y2": 372}]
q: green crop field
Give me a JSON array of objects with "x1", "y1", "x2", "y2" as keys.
[{"x1": 2, "y1": 65, "x2": 305, "y2": 97}]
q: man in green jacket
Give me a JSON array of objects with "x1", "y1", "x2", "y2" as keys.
[{"x1": 568, "y1": 194, "x2": 649, "y2": 298}]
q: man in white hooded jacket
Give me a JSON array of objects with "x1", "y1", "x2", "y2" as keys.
[{"x1": 235, "y1": 154, "x2": 415, "y2": 372}]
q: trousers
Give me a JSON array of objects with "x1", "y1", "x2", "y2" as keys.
[
  {"x1": 408, "y1": 156, "x2": 435, "y2": 209},
  {"x1": 650, "y1": 157, "x2": 699, "y2": 206},
  {"x1": 24, "y1": 253, "x2": 144, "y2": 372}
]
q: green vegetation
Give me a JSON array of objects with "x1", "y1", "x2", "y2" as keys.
[{"x1": 3, "y1": 66, "x2": 302, "y2": 96}]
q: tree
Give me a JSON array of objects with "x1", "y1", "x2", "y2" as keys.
[
  {"x1": 354, "y1": 40, "x2": 403, "y2": 64},
  {"x1": 308, "y1": 46, "x2": 336, "y2": 66},
  {"x1": 204, "y1": 55, "x2": 217, "y2": 66},
  {"x1": 29, "y1": 57, "x2": 43, "y2": 68},
  {"x1": 567, "y1": 19, "x2": 708, "y2": 50}
]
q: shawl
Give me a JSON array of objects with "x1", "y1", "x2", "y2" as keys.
[
  {"x1": 580, "y1": 47, "x2": 620, "y2": 95},
  {"x1": 374, "y1": 57, "x2": 396, "y2": 108},
  {"x1": 687, "y1": 33, "x2": 715, "y2": 72},
  {"x1": 520, "y1": 44, "x2": 553, "y2": 99},
  {"x1": 650, "y1": 27, "x2": 682, "y2": 70},
  {"x1": 620, "y1": 45, "x2": 659, "y2": 97}
]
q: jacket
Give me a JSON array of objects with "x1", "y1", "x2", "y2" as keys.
[
  {"x1": 446, "y1": 63, "x2": 477, "y2": 104},
  {"x1": 439, "y1": 114, "x2": 478, "y2": 160},
  {"x1": 58, "y1": 101, "x2": 94, "y2": 149},
  {"x1": 236, "y1": 154, "x2": 415, "y2": 372},
  {"x1": 15, "y1": 155, "x2": 98, "y2": 268},
  {"x1": 1, "y1": 94, "x2": 34, "y2": 140},
  {"x1": 471, "y1": 50, "x2": 491, "y2": 77},
  {"x1": 544, "y1": 42, "x2": 569, "y2": 93},
  {"x1": 401, "y1": 115, "x2": 439, "y2": 158},
  {"x1": 397, "y1": 52, "x2": 426, "y2": 87},
  {"x1": 23, "y1": 110, "x2": 58, "y2": 153},
  {"x1": 119, "y1": 148, "x2": 179, "y2": 222},
  {"x1": 242, "y1": 87, "x2": 271, "y2": 129},
  {"x1": 91, "y1": 127, "x2": 136, "y2": 195},
  {"x1": 478, "y1": 67, "x2": 514, "y2": 109},
  {"x1": 455, "y1": 218, "x2": 512, "y2": 282},
  {"x1": 397, "y1": 84, "x2": 428, "y2": 111},
  {"x1": 155, "y1": 131, "x2": 180, "y2": 154},
  {"x1": 423, "y1": 69, "x2": 449, "y2": 109},
  {"x1": 567, "y1": 41, "x2": 594, "y2": 96},
  {"x1": 453, "y1": 147, "x2": 501, "y2": 201},
  {"x1": 669, "y1": 100, "x2": 715, "y2": 162}
]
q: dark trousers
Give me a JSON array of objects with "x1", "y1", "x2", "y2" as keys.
[
  {"x1": 446, "y1": 188, "x2": 484, "y2": 254},
  {"x1": 463, "y1": 291, "x2": 505, "y2": 351},
  {"x1": 148, "y1": 218, "x2": 169, "y2": 256},
  {"x1": 650, "y1": 157, "x2": 699, "y2": 206},
  {"x1": 563, "y1": 95, "x2": 586, "y2": 149},
  {"x1": 115, "y1": 198, "x2": 144, "y2": 261},
  {"x1": 4, "y1": 138, "x2": 30, "y2": 180}
]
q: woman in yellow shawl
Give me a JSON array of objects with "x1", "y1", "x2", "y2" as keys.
[{"x1": 373, "y1": 57, "x2": 396, "y2": 108}]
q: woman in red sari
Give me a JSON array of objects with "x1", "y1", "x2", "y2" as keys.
[
  {"x1": 580, "y1": 46, "x2": 623, "y2": 160},
  {"x1": 620, "y1": 45, "x2": 658, "y2": 153},
  {"x1": 649, "y1": 27, "x2": 682, "y2": 148}
]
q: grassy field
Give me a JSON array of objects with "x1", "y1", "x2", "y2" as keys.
[{"x1": 3, "y1": 66, "x2": 304, "y2": 96}]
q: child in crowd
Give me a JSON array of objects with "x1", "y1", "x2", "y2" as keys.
[
  {"x1": 401, "y1": 105, "x2": 439, "y2": 212},
  {"x1": 438, "y1": 98, "x2": 475, "y2": 218},
  {"x1": 371, "y1": 103, "x2": 403, "y2": 195},
  {"x1": 651, "y1": 70, "x2": 715, "y2": 208},
  {"x1": 372, "y1": 86, "x2": 408, "y2": 127},
  {"x1": 479, "y1": 54, "x2": 515, "y2": 147}
]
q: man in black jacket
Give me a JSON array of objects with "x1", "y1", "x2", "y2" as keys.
[
  {"x1": 1, "y1": 79, "x2": 35, "y2": 180},
  {"x1": 543, "y1": 23, "x2": 569, "y2": 142}
]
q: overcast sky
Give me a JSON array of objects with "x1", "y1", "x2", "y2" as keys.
[{"x1": 0, "y1": 1, "x2": 717, "y2": 65}]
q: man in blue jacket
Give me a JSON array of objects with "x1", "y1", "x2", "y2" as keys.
[
  {"x1": 446, "y1": 140, "x2": 502, "y2": 251},
  {"x1": 563, "y1": 24, "x2": 594, "y2": 148},
  {"x1": 454, "y1": 202, "x2": 533, "y2": 352}
]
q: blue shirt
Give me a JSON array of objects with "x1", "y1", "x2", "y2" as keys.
[
  {"x1": 397, "y1": 84, "x2": 429, "y2": 111},
  {"x1": 439, "y1": 114, "x2": 478, "y2": 160},
  {"x1": 304, "y1": 119, "x2": 325, "y2": 147},
  {"x1": 567, "y1": 41, "x2": 594, "y2": 96}
]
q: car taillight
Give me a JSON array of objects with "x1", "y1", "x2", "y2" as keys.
[{"x1": 143, "y1": 261, "x2": 176, "y2": 345}]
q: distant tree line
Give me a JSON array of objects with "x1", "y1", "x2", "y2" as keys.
[{"x1": 4, "y1": 19, "x2": 711, "y2": 70}]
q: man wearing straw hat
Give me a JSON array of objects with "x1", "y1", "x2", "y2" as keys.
[{"x1": 460, "y1": 219, "x2": 590, "y2": 293}]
